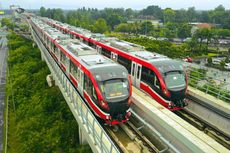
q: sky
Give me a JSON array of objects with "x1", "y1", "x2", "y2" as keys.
[{"x1": 0, "y1": 0, "x2": 230, "y2": 10}]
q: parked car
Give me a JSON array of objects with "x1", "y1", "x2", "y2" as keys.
[
  {"x1": 212, "y1": 59, "x2": 221, "y2": 65},
  {"x1": 157, "y1": 37, "x2": 168, "y2": 41},
  {"x1": 224, "y1": 63, "x2": 230, "y2": 70},
  {"x1": 148, "y1": 36, "x2": 156, "y2": 40},
  {"x1": 219, "y1": 39, "x2": 230, "y2": 45},
  {"x1": 183, "y1": 37, "x2": 192, "y2": 42}
]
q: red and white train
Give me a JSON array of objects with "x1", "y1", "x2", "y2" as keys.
[
  {"x1": 42, "y1": 17, "x2": 188, "y2": 111},
  {"x1": 30, "y1": 18, "x2": 132, "y2": 125}
]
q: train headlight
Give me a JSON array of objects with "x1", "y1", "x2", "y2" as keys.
[
  {"x1": 128, "y1": 98, "x2": 132, "y2": 105},
  {"x1": 100, "y1": 100, "x2": 109, "y2": 110},
  {"x1": 126, "y1": 111, "x2": 131, "y2": 119},
  {"x1": 163, "y1": 89, "x2": 170, "y2": 97}
]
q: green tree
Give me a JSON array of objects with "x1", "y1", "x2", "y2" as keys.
[
  {"x1": 39, "y1": 7, "x2": 46, "y2": 16},
  {"x1": 115, "y1": 23, "x2": 129, "y2": 33},
  {"x1": 142, "y1": 5, "x2": 163, "y2": 19},
  {"x1": 175, "y1": 9, "x2": 188, "y2": 23},
  {"x1": 186, "y1": 37, "x2": 200, "y2": 54},
  {"x1": 139, "y1": 21, "x2": 154, "y2": 35},
  {"x1": 225, "y1": 57, "x2": 229, "y2": 63},
  {"x1": 6, "y1": 33, "x2": 92, "y2": 153},
  {"x1": 165, "y1": 22, "x2": 177, "y2": 38},
  {"x1": 177, "y1": 23, "x2": 191, "y2": 40},
  {"x1": 107, "y1": 14, "x2": 122, "y2": 29},
  {"x1": 163, "y1": 8, "x2": 176, "y2": 23},
  {"x1": 199, "y1": 11, "x2": 210, "y2": 22},
  {"x1": 1, "y1": 18, "x2": 14, "y2": 29},
  {"x1": 93, "y1": 18, "x2": 109, "y2": 33},
  {"x1": 195, "y1": 28, "x2": 213, "y2": 52},
  {"x1": 220, "y1": 60, "x2": 225, "y2": 69},
  {"x1": 187, "y1": 7, "x2": 197, "y2": 22},
  {"x1": 125, "y1": 8, "x2": 134, "y2": 19},
  {"x1": 207, "y1": 57, "x2": 212, "y2": 64},
  {"x1": 53, "y1": 9, "x2": 65, "y2": 22}
]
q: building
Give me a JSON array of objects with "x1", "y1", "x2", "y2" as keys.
[{"x1": 190, "y1": 22, "x2": 215, "y2": 36}]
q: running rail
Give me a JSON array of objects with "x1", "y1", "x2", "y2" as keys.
[{"x1": 28, "y1": 22, "x2": 120, "y2": 153}]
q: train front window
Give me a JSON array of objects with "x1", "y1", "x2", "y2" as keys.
[
  {"x1": 100, "y1": 79, "x2": 129, "y2": 100},
  {"x1": 164, "y1": 71, "x2": 186, "y2": 89}
]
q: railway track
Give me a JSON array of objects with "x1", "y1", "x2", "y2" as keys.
[
  {"x1": 175, "y1": 99, "x2": 230, "y2": 149},
  {"x1": 105, "y1": 115, "x2": 173, "y2": 153}
]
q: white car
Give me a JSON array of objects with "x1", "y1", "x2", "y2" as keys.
[
  {"x1": 212, "y1": 59, "x2": 221, "y2": 65},
  {"x1": 224, "y1": 63, "x2": 230, "y2": 70}
]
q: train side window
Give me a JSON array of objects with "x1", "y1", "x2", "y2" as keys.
[
  {"x1": 137, "y1": 65, "x2": 141, "y2": 79},
  {"x1": 60, "y1": 51, "x2": 68, "y2": 66},
  {"x1": 101, "y1": 48, "x2": 111, "y2": 58},
  {"x1": 118, "y1": 55, "x2": 131, "y2": 73},
  {"x1": 84, "y1": 75, "x2": 90, "y2": 94},
  {"x1": 60, "y1": 52, "x2": 65, "y2": 63},
  {"x1": 132, "y1": 63, "x2": 135, "y2": 76},
  {"x1": 154, "y1": 76, "x2": 160, "y2": 89},
  {"x1": 77, "y1": 68, "x2": 81, "y2": 80},
  {"x1": 70, "y1": 61, "x2": 78, "y2": 79},
  {"x1": 54, "y1": 45, "x2": 58, "y2": 54},
  {"x1": 51, "y1": 43, "x2": 54, "y2": 51},
  {"x1": 141, "y1": 66, "x2": 160, "y2": 89},
  {"x1": 46, "y1": 37, "x2": 49, "y2": 45},
  {"x1": 84, "y1": 75, "x2": 97, "y2": 101},
  {"x1": 92, "y1": 87, "x2": 98, "y2": 101}
]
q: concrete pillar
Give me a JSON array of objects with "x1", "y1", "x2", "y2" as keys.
[
  {"x1": 79, "y1": 127, "x2": 88, "y2": 145},
  {"x1": 32, "y1": 43, "x2": 36, "y2": 48},
  {"x1": 46, "y1": 74, "x2": 55, "y2": 87},
  {"x1": 41, "y1": 51, "x2": 45, "y2": 61}
]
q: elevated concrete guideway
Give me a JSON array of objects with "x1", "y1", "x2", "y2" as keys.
[{"x1": 187, "y1": 86, "x2": 230, "y2": 138}]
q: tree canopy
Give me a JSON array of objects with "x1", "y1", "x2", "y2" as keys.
[{"x1": 6, "y1": 33, "x2": 91, "y2": 153}]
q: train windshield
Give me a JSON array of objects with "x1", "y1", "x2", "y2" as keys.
[
  {"x1": 164, "y1": 71, "x2": 186, "y2": 89},
  {"x1": 100, "y1": 79, "x2": 129, "y2": 100}
]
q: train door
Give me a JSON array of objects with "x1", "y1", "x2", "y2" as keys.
[
  {"x1": 96, "y1": 45, "x2": 102, "y2": 54},
  {"x1": 131, "y1": 62, "x2": 142, "y2": 88},
  {"x1": 78, "y1": 68, "x2": 84, "y2": 95},
  {"x1": 111, "y1": 52, "x2": 118, "y2": 62}
]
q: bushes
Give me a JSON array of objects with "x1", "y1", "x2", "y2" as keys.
[
  {"x1": 123, "y1": 37, "x2": 186, "y2": 58},
  {"x1": 6, "y1": 33, "x2": 91, "y2": 153}
]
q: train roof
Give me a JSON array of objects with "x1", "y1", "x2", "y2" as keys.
[
  {"x1": 58, "y1": 39, "x2": 128, "y2": 78},
  {"x1": 103, "y1": 39, "x2": 184, "y2": 72},
  {"x1": 39, "y1": 18, "x2": 183, "y2": 71},
  {"x1": 34, "y1": 19, "x2": 129, "y2": 81},
  {"x1": 59, "y1": 40, "x2": 128, "y2": 80},
  {"x1": 71, "y1": 27, "x2": 92, "y2": 37},
  {"x1": 38, "y1": 18, "x2": 183, "y2": 76},
  {"x1": 132, "y1": 51, "x2": 167, "y2": 61},
  {"x1": 110, "y1": 40, "x2": 144, "y2": 52},
  {"x1": 58, "y1": 39, "x2": 97, "y2": 56},
  {"x1": 59, "y1": 39, "x2": 118, "y2": 68}
]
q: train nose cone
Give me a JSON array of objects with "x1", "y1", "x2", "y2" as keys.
[{"x1": 169, "y1": 89, "x2": 186, "y2": 107}]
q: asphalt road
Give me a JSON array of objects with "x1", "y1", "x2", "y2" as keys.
[{"x1": 0, "y1": 35, "x2": 8, "y2": 152}]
